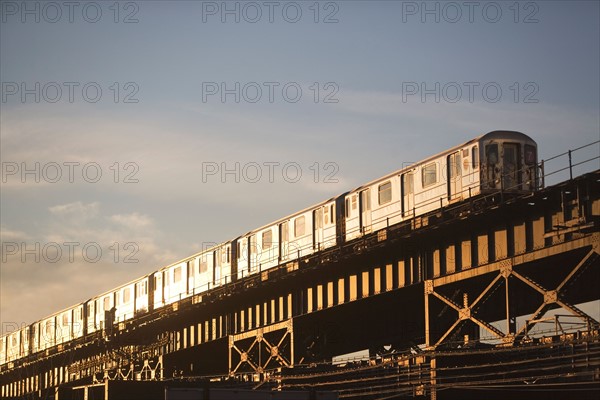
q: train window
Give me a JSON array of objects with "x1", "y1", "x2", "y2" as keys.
[
  {"x1": 250, "y1": 235, "x2": 257, "y2": 254},
  {"x1": 103, "y1": 296, "x2": 110, "y2": 311},
  {"x1": 137, "y1": 281, "x2": 147, "y2": 296},
  {"x1": 362, "y1": 189, "x2": 371, "y2": 210},
  {"x1": 215, "y1": 248, "x2": 221, "y2": 266},
  {"x1": 46, "y1": 320, "x2": 52, "y2": 335},
  {"x1": 262, "y1": 230, "x2": 272, "y2": 249},
  {"x1": 295, "y1": 216, "x2": 305, "y2": 237},
  {"x1": 448, "y1": 152, "x2": 461, "y2": 178},
  {"x1": 378, "y1": 182, "x2": 392, "y2": 205},
  {"x1": 525, "y1": 144, "x2": 536, "y2": 165},
  {"x1": 226, "y1": 246, "x2": 230, "y2": 263},
  {"x1": 486, "y1": 144, "x2": 499, "y2": 164},
  {"x1": 315, "y1": 208, "x2": 323, "y2": 229},
  {"x1": 62, "y1": 314, "x2": 69, "y2": 326},
  {"x1": 123, "y1": 288, "x2": 131, "y2": 303},
  {"x1": 281, "y1": 222, "x2": 289, "y2": 242},
  {"x1": 324, "y1": 206, "x2": 329, "y2": 225},
  {"x1": 330, "y1": 204, "x2": 335, "y2": 224},
  {"x1": 173, "y1": 267, "x2": 182, "y2": 283},
  {"x1": 345, "y1": 198, "x2": 350, "y2": 217},
  {"x1": 188, "y1": 260, "x2": 194, "y2": 277},
  {"x1": 472, "y1": 146, "x2": 479, "y2": 169},
  {"x1": 403, "y1": 172, "x2": 414, "y2": 194},
  {"x1": 87, "y1": 304, "x2": 92, "y2": 316},
  {"x1": 199, "y1": 257, "x2": 208, "y2": 273},
  {"x1": 352, "y1": 195, "x2": 357, "y2": 210},
  {"x1": 422, "y1": 163, "x2": 437, "y2": 187}
]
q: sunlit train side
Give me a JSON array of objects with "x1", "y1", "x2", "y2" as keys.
[
  {"x1": 235, "y1": 197, "x2": 339, "y2": 280},
  {"x1": 344, "y1": 131, "x2": 538, "y2": 240},
  {"x1": 0, "y1": 130, "x2": 539, "y2": 367},
  {"x1": 0, "y1": 336, "x2": 6, "y2": 366},
  {"x1": 5, "y1": 328, "x2": 27, "y2": 363},
  {"x1": 56, "y1": 304, "x2": 85, "y2": 346},
  {"x1": 33, "y1": 316, "x2": 55, "y2": 353},
  {"x1": 134, "y1": 276, "x2": 151, "y2": 315},
  {"x1": 158, "y1": 261, "x2": 188, "y2": 306},
  {"x1": 29, "y1": 303, "x2": 85, "y2": 354},
  {"x1": 185, "y1": 249, "x2": 215, "y2": 297},
  {"x1": 150, "y1": 241, "x2": 236, "y2": 310},
  {"x1": 89, "y1": 288, "x2": 115, "y2": 334},
  {"x1": 87, "y1": 274, "x2": 153, "y2": 334}
]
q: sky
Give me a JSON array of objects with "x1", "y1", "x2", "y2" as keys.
[{"x1": 1, "y1": 1, "x2": 599, "y2": 335}]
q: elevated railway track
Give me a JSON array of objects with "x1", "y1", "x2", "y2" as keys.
[{"x1": 1, "y1": 144, "x2": 599, "y2": 400}]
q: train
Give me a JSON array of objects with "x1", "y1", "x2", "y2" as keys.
[{"x1": 0, "y1": 130, "x2": 538, "y2": 366}]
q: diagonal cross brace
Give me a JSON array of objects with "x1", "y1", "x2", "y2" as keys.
[
  {"x1": 513, "y1": 248, "x2": 599, "y2": 340},
  {"x1": 430, "y1": 289, "x2": 505, "y2": 347}
]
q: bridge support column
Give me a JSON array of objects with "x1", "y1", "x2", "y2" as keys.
[{"x1": 429, "y1": 356, "x2": 437, "y2": 400}]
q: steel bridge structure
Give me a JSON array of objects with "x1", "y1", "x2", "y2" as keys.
[{"x1": 2, "y1": 143, "x2": 599, "y2": 400}]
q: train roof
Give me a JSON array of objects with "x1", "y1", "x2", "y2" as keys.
[{"x1": 480, "y1": 130, "x2": 536, "y2": 144}]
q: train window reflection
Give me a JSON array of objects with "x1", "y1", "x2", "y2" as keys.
[
  {"x1": 422, "y1": 163, "x2": 437, "y2": 187},
  {"x1": 486, "y1": 144, "x2": 498, "y2": 164}
]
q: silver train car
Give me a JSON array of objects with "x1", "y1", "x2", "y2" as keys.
[
  {"x1": 0, "y1": 131, "x2": 538, "y2": 366},
  {"x1": 344, "y1": 131, "x2": 538, "y2": 240}
]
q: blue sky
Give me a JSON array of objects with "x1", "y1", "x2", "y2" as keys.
[{"x1": 1, "y1": 1, "x2": 599, "y2": 332}]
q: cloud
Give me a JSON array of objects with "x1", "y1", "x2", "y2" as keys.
[
  {"x1": 109, "y1": 212, "x2": 154, "y2": 231},
  {"x1": 0, "y1": 227, "x2": 30, "y2": 242},
  {"x1": 49, "y1": 201, "x2": 100, "y2": 220}
]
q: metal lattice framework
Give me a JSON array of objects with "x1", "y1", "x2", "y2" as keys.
[
  {"x1": 228, "y1": 319, "x2": 294, "y2": 376},
  {"x1": 425, "y1": 236, "x2": 600, "y2": 349}
]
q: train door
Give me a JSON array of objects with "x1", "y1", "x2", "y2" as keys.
[
  {"x1": 22, "y1": 327, "x2": 29, "y2": 357},
  {"x1": 187, "y1": 260, "x2": 194, "y2": 295},
  {"x1": 279, "y1": 221, "x2": 289, "y2": 261},
  {"x1": 360, "y1": 188, "x2": 371, "y2": 234},
  {"x1": 503, "y1": 143, "x2": 521, "y2": 190},
  {"x1": 313, "y1": 208, "x2": 323, "y2": 250},
  {"x1": 524, "y1": 144, "x2": 537, "y2": 190},
  {"x1": 154, "y1": 273, "x2": 163, "y2": 307},
  {"x1": 447, "y1": 151, "x2": 462, "y2": 201},
  {"x1": 345, "y1": 193, "x2": 359, "y2": 239},
  {"x1": 236, "y1": 238, "x2": 248, "y2": 279},
  {"x1": 214, "y1": 249, "x2": 221, "y2": 285},
  {"x1": 163, "y1": 270, "x2": 170, "y2": 303},
  {"x1": 485, "y1": 143, "x2": 499, "y2": 189},
  {"x1": 249, "y1": 234, "x2": 257, "y2": 273},
  {"x1": 401, "y1": 172, "x2": 414, "y2": 217},
  {"x1": 230, "y1": 242, "x2": 238, "y2": 282},
  {"x1": 221, "y1": 244, "x2": 232, "y2": 284},
  {"x1": 87, "y1": 302, "x2": 95, "y2": 332}
]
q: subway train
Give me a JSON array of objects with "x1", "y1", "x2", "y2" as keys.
[{"x1": 0, "y1": 130, "x2": 538, "y2": 366}]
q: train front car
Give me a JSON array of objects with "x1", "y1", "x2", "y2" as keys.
[{"x1": 479, "y1": 131, "x2": 538, "y2": 193}]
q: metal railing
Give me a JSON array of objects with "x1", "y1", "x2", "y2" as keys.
[{"x1": 540, "y1": 140, "x2": 600, "y2": 187}]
